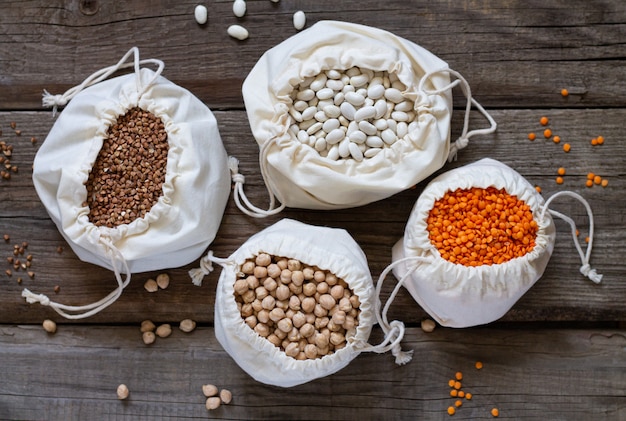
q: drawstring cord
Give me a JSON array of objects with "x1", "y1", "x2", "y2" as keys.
[
  {"x1": 21, "y1": 238, "x2": 131, "y2": 319},
  {"x1": 189, "y1": 250, "x2": 234, "y2": 286},
  {"x1": 356, "y1": 256, "x2": 430, "y2": 365},
  {"x1": 418, "y1": 68, "x2": 497, "y2": 162},
  {"x1": 42, "y1": 46, "x2": 165, "y2": 117},
  {"x1": 229, "y1": 140, "x2": 286, "y2": 218},
  {"x1": 540, "y1": 191, "x2": 603, "y2": 284}
]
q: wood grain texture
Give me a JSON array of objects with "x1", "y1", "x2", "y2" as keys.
[
  {"x1": 1, "y1": 0, "x2": 625, "y2": 419},
  {"x1": 1, "y1": 325, "x2": 625, "y2": 420}
]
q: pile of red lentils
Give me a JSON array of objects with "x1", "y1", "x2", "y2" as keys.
[
  {"x1": 446, "y1": 361, "x2": 500, "y2": 417},
  {"x1": 427, "y1": 187, "x2": 538, "y2": 266}
]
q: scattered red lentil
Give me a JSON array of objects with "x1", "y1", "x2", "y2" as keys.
[
  {"x1": 585, "y1": 180, "x2": 593, "y2": 188},
  {"x1": 534, "y1": 185, "x2": 542, "y2": 193},
  {"x1": 447, "y1": 406, "x2": 456, "y2": 416},
  {"x1": 448, "y1": 379, "x2": 456, "y2": 388},
  {"x1": 563, "y1": 143, "x2": 571, "y2": 152},
  {"x1": 455, "y1": 400, "x2": 463, "y2": 408},
  {"x1": 450, "y1": 389, "x2": 458, "y2": 397},
  {"x1": 458, "y1": 391, "x2": 465, "y2": 398},
  {"x1": 601, "y1": 179, "x2": 609, "y2": 187},
  {"x1": 453, "y1": 381, "x2": 462, "y2": 390},
  {"x1": 491, "y1": 408, "x2": 500, "y2": 417},
  {"x1": 527, "y1": 132, "x2": 536, "y2": 141},
  {"x1": 561, "y1": 88, "x2": 569, "y2": 97},
  {"x1": 596, "y1": 136, "x2": 604, "y2": 145},
  {"x1": 585, "y1": 236, "x2": 590, "y2": 243},
  {"x1": 593, "y1": 175, "x2": 602, "y2": 185},
  {"x1": 455, "y1": 372, "x2": 463, "y2": 381},
  {"x1": 475, "y1": 361, "x2": 483, "y2": 369},
  {"x1": 552, "y1": 135, "x2": 561, "y2": 144},
  {"x1": 556, "y1": 176, "x2": 564, "y2": 185},
  {"x1": 465, "y1": 393, "x2": 473, "y2": 400},
  {"x1": 587, "y1": 172, "x2": 595, "y2": 180},
  {"x1": 428, "y1": 187, "x2": 538, "y2": 267},
  {"x1": 543, "y1": 128, "x2": 552, "y2": 139},
  {"x1": 557, "y1": 167, "x2": 566, "y2": 176},
  {"x1": 540, "y1": 116, "x2": 549, "y2": 126}
]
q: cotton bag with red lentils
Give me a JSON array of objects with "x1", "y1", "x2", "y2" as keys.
[
  {"x1": 189, "y1": 219, "x2": 412, "y2": 387},
  {"x1": 231, "y1": 20, "x2": 496, "y2": 217},
  {"x1": 391, "y1": 158, "x2": 602, "y2": 328},
  {"x1": 23, "y1": 48, "x2": 231, "y2": 319}
]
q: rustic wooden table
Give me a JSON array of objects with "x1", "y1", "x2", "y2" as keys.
[{"x1": 1, "y1": 1, "x2": 625, "y2": 420}]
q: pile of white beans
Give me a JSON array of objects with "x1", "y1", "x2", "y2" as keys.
[{"x1": 288, "y1": 67, "x2": 418, "y2": 161}]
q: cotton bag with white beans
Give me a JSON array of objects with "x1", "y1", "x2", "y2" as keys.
[
  {"x1": 230, "y1": 20, "x2": 496, "y2": 217},
  {"x1": 189, "y1": 219, "x2": 412, "y2": 388},
  {"x1": 389, "y1": 158, "x2": 602, "y2": 328},
  {"x1": 23, "y1": 47, "x2": 231, "y2": 319}
]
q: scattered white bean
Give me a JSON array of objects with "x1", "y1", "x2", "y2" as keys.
[
  {"x1": 194, "y1": 5, "x2": 208, "y2": 25},
  {"x1": 233, "y1": 0, "x2": 246, "y2": 17},
  {"x1": 293, "y1": 10, "x2": 306, "y2": 31},
  {"x1": 227, "y1": 24, "x2": 249, "y2": 40}
]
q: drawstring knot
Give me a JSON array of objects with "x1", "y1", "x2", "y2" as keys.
[
  {"x1": 579, "y1": 263, "x2": 603, "y2": 284},
  {"x1": 22, "y1": 289, "x2": 51, "y2": 306},
  {"x1": 448, "y1": 136, "x2": 469, "y2": 162},
  {"x1": 189, "y1": 251, "x2": 217, "y2": 286}
]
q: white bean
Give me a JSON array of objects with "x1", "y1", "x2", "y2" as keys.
[
  {"x1": 314, "y1": 138, "x2": 327, "y2": 152},
  {"x1": 340, "y1": 102, "x2": 357, "y2": 120},
  {"x1": 306, "y1": 122, "x2": 323, "y2": 135},
  {"x1": 364, "y1": 148, "x2": 382, "y2": 158},
  {"x1": 374, "y1": 99, "x2": 388, "y2": 119},
  {"x1": 338, "y1": 138, "x2": 351, "y2": 158},
  {"x1": 296, "y1": 89, "x2": 315, "y2": 101},
  {"x1": 346, "y1": 67, "x2": 361, "y2": 77},
  {"x1": 381, "y1": 129, "x2": 398, "y2": 145},
  {"x1": 297, "y1": 130, "x2": 309, "y2": 143},
  {"x1": 310, "y1": 74, "x2": 328, "y2": 92},
  {"x1": 374, "y1": 118, "x2": 388, "y2": 131},
  {"x1": 293, "y1": 100, "x2": 308, "y2": 112},
  {"x1": 394, "y1": 100, "x2": 413, "y2": 112},
  {"x1": 386, "y1": 119, "x2": 397, "y2": 133},
  {"x1": 233, "y1": 0, "x2": 246, "y2": 17},
  {"x1": 289, "y1": 108, "x2": 303, "y2": 122},
  {"x1": 327, "y1": 145, "x2": 340, "y2": 160},
  {"x1": 391, "y1": 111, "x2": 409, "y2": 122},
  {"x1": 365, "y1": 136, "x2": 384, "y2": 148},
  {"x1": 367, "y1": 84, "x2": 385, "y2": 99},
  {"x1": 354, "y1": 106, "x2": 376, "y2": 122},
  {"x1": 322, "y1": 118, "x2": 340, "y2": 133},
  {"x1": 396, "y1": 121, "x2": 408, "y2": 138},
  {"x1": 293, "y1": 10, "x2": 306, "y2": 30},
  {"x1": 227, "y1": 24, "x2": 249, "y2": 40},
  {"x1": 194, "y1": 5, "x2": 208, "y2": 24},
  {"x1": 348, "y1": 142, "x2": 364, "y2": 161},
  {"x1": 314, "y1": 110, "x2": 328, "y2": 122},
  {"x1": 326, "y1": 69, "x2": 342, "y2": 79},
  {"x1": 349, "y1": 130, "x2": 367, "y2": 144},
  {"x1": 323, "y1": 105, "x2": 341, "y2": 119},
  {"x1": 326, "y1": 128, "x2": 345, "y2": 145},
  {"x1": 316, "y1": 88, "x2": 334, "y2": 100},
  {"x1": 358, "y1": 121, "x2": 377, "y2": 136},
  {"x1": 327, "y1": 79, "x2": 344, "y2": 91},
  {"x1": 384, "y1": 88, "x2": 404, "y2": 103},
  {"x1": 344, "y1": 92, "x2": 365, "y2": 106},
  {"x1": 333, "y1": 92, "x2": 345, "y2": 106},
  {"x1": 301, "y1": 106, "x2": 317, "y2": 121}
]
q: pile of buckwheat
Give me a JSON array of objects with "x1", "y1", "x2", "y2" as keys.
[
  {"x1": 84, "y1": 107, "x2": 169, "y2": 228},
  {"x1": 234, "y1": 253, "x2": 360, "y2": 360}
]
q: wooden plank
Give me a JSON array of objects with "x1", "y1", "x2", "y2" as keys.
[
  {"x1": 0, "y1": 108, "x2": 624, "y2": 324},
  {"x1": 1, "y1": 0, "x2": 625, "y2": 110},
  {"x1": 1, "y1": 325, "x2": 624, "y2": 420}
]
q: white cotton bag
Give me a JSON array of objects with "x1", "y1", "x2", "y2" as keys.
[
  {"x1": 190, "y1": 219, "x2": 412, "y2": 387},
  {"x1": 22, "y1": 47, "x2": 231, "y2": 319},
  {"x1": 391, "y1": 158, "x2": 602, "y2": 328},
  {"x1": 232, "y1": 20, "x2": 496, "y2": 217}
]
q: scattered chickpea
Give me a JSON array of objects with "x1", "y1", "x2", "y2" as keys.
[
  {"x1": 117, "y1": 384, "x2": 130, "y2": 400},
  {"x1": 179, "y1": 319, "x2": 196, "y2": 333},
  {"x1": 206, "y1": 397, "x2": 221, "y2": 410},
  {"x1": 142, "y1": 331, "x2": 156, "y2": 345},
  {"x1": 202, "y1": 384, "x2": 218, "y2": 397},
  {"x1": 140, "y1": 320, "x2": 156, "y2": 333},
  {"x1": 54, "y1": 285, "x2": 60, "y2": 294},
  {"x1": 42, "y1": 319, "x2": 57, "y2": 333},
  {"x1": 220, "y1": 389, "x2": 233, "y2": 404},
  {"x1": 156, "y1": 273, "x2": 170, "y2": 289},
  {"x1": 3, "y1": 234, "x2": 9, "y2": 242},
  {"x1": 155, "y1": 324, "x2": 172, "y2": 338},
  {"x1": 144, "y1": 279, "x2": 158, "y2": 292}
]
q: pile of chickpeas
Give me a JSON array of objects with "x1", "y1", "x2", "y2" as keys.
[{"x1": 233, "y1": 253, "x2": 361, "y2": 360}]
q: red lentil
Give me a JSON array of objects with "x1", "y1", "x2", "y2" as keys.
[
  {"x1": 585, "y1": 180, "x2": 593, "y2": 188},
  {"x1": 543, "y1": 128, "x2": 552, "y2": 139},
  {"x1": 563, "y1": 143, "x2": 571, "y2": 152},
  {"x1": 552, "y1": 135, "x2": 561, "y2": 144},
  {"x1": 427, "y1": 187, "x2": 538, "y2": 266},
  {"x1": 465, "y1": 393, "x2": 473, "y2": 400},
  {"x1": 593, "y1": 175, "x2": 602, "y2": 185},
  {"x1": 455, "y1": 372, "x2": 463, "y2": 381},
  {"x1": 596, "y1": 136, "x2": 604, "y2": 145},
  {"x1": 491, "y1": 408, "x2": 500, "y2": 417},
  {"x1": 561, "y1": 88, "x2": 569, "y2": 97},
  {"x1": 539, "y1": 116, "x2": 549, "y2": 126},
  {"x1": 601, "y1": 179, "x2": 608, "y2": 187},
  {"x1": 447, "y1": 406, "x2": 456, "y2": 416},
  {"x1": 556, "y1": 176, "x2": 564, "y2": 185},
  {"x1": 527, "y1": 132, "x2": 536, "y2": 141},
  {"x1": 534, "y1": 186, "x2": 542, "y2": 193},
  {"x1": 455, "y1": 400, "x2": 463, "y2": 408},
  {"x1": 557, "y1": 167, "x2": 566, "y2": 176}
]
